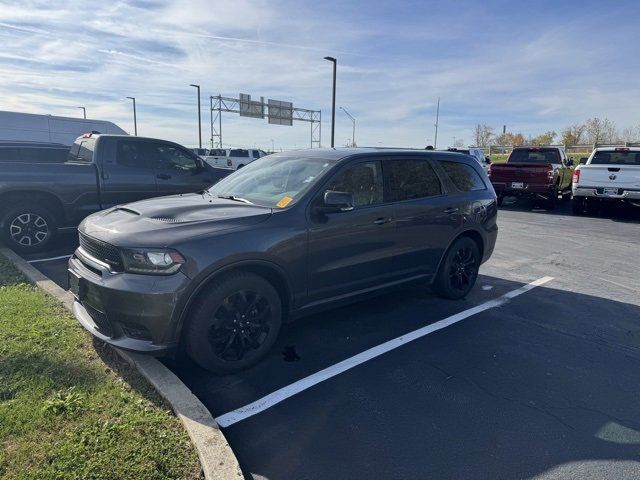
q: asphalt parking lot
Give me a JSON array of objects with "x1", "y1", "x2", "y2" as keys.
[{"x1": 20, "y1": 199, "x2": 640, "y2": 479}]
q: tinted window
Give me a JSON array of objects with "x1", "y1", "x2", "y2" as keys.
[
  {"x1": 152, "y1": 144, "x2": 198, "y2": 171},
  {"x1": 210, "y1": 149, "x2": 227, "y2": 157},
  {"x1": 229, "y1": 149, "x2": 250, "y2": 158},
  {"x1": 115, "y1": 140, "x2": 149, "y2": 168},
  {"x1": 0, "y1": 148, "x2": 20, "y2": 161},
  {"x1": 439, "y1": 161, "x2": 486, "y2": 192},
  {"x1": 325, "y1": 161, "x2": 383, "y2": 207},
  {"x1": 19, "y1": 147, "x2": 69, "y2": 163},
  {"x1": 252, "y1": 150, "x2": 261, "y2": 159},
  {"x1": 386, "y1": 159, "x2": 442, "y2": 201},
  {"x1": 508, "y1": 148, "x2": 560, "y2": 163},
  {"x1": 591, "y1": 151, "x2": 640, "y2": 165}
]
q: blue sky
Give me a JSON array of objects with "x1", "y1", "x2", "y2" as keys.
[{"x1": 1, "y1": 0, "x2": 639, "y2": 149}]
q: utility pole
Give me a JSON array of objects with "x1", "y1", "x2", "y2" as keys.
[
  {"x1": 126, "y1": 97, "x2": 137, "y2": 135},
  {"x1": 77, "y1": 106, "x2": 86, "y2": 119},
  {"x1": 324, "y1": 56, "x2": 337, "y2": 148},
  {"x1": 339, "y1": 106, "x2": 356, "y2": 147},
  {"x1": 434, "y1": 97, "x2": 440, "y2": 148},
  {"x1": 189, "y1": 84, "x2": 202, "y2": 149}
]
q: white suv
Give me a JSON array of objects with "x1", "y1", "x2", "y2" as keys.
[
  {"x1": 203, "y1": 148, "x2": 267, "y2": 170},
  {"x1": 445, "y1": 148, "x2": 490, "y2": 172}
]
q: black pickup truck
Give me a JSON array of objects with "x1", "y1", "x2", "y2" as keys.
[{"x1": 0, "y1": 134, "x2": 231, "y2": 252}]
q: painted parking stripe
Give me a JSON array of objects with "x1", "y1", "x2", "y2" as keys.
[
  {"x1": 215, "y1": 276, "x2": 554, "y2": 428},
  {"x1": 27, "y1": 254, "x2": 72, "y2": 264}
]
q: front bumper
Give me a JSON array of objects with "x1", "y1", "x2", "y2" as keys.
[{"x1": 68, "y1": 248, "x2": 191, "y2": 355}]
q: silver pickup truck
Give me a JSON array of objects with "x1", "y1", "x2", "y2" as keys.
[{"x1": 572, "y1": 146, "x2": 640, "y2": 214}]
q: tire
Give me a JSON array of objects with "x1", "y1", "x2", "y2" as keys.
[
  {"x1": 184, "y1": 271, "x2": 282, "y2": 374},
  {"x1": 1, "y1": 202, "x2": 57, "y2": 253},
  {"x1": 545, "y1": 187, "x2": 558, "y2": 210},
  {"x1": 496, "y1": 195, "x2": 504, "y2": 207},
  {"x1": 572, "y1": 197, "x2": 585, "y2": 215},
  {"x1": 433, "y1": 237, "x2": 480, "y2": 300}
]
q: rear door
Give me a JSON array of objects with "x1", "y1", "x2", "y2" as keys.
[
  {"x1": 306, "y1": 159, "x2": 397, "y2": 302},
  {"x1": 99, "y1": 138, "x2": 159, "y2": 206},
  {"x1": 149, "y1": 142, "x2": 216, "y2": 195},
  {"x1": 384, "y1": 156, "x2": 458, "y2": 278}
]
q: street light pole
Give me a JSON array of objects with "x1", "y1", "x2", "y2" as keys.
[
  {"x1": 324, "y1": 56, "x2": 337, "y2": 148},
  {"x1": 339, "y1": 106, "x2": 356, "y2": 147},
  {"x1": 190, "y1": 84, "x2": 202, "y2": 149},
  {"x1": 77, "y1": 106, "x2": 86, "y2": 119},
  {"x1": 434, "y1": 97, "x2": 440, "y2": 148},
  {"x1": 126, "y1": 97, "x2": 137, "y2": 136}
]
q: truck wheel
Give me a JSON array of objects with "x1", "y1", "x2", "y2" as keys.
[
  {"x1": 1, "y1": 203, "x2": 57, "y2": 253},
  {"x1": 572, "y1": 197, "x2": 585, "y2": 215},
  {"x1": 184, "y1": 271, "x2": 282, "y2": 374},
  {"x1": 545, "y1": 187, "x2": 558, "y2": 210},
  {"x1": 432, "y1": 237, "x2": 480, "y2": 300}
]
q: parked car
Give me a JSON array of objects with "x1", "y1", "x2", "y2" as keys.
[
  {"x1": 572, "y1": 146, "x2": 640, "y2": 214},
  {"x1": 204, "y1": 148, "x2": 267, "y2": 170},
  {"x1": 0, "y1": 134, "x2": 230, "y2": 252},
  {"x1": 445, "y1": 147, "x2": 490, "y2": 172},
  {"x1": 190, "y1": 148, "x2": 210, "y2": 159},
  {"x1": 0, "y1": 110, "x2": 127, "y2": 145},
  {"x1": 0, "y1": 141, "x2": 70, "y2": 163},
  {"x1": 68, "y1": 148, "x2": 498, "y2": 374},
  {"x1": 488, "y1": 146, "x2": 573, "y2": 209}
]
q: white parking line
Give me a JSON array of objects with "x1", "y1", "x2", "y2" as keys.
[
  {"x1": 27, "y1": 254, "x2": 72, "y2": 264},
  {"x1": 215, "y1": 276, "x2": 554, "y2": 428}
]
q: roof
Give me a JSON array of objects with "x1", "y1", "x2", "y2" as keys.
[
  {"x1": 267, "y1": 147, "x2": 473, "y2": 162},
  {"x1": 593, "y1": 146, "x2": 640, "y2": 151}
]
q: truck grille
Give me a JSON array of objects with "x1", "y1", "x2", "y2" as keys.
[{"x1": 79, "y1": 233, "x2": 123, "y2": 271}]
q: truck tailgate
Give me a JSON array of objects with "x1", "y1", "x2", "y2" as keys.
[
  {"x1": 490, "y1": 163, "x2": 551, "y2": 182},
  {"x1": 578, "y1": 165, "x2": 640, "y2": 188}
]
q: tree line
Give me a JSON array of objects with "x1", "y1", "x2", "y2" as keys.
[{"x1": 473, "y1": 118, "x2": 640, "y2": 147}]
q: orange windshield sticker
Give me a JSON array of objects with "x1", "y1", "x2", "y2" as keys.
[{"x1": 277, "y1": 196, "x2": 293, "y2": 208}]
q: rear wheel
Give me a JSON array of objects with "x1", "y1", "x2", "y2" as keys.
[
  {"x1": 433, "y1": 237, "x2": 480, "y2": 300},
  {"x1": 545, "y1": 187, "x2": 558, "y2": 210},
  {"x1": 1, "y1": 203, "x2": 57, "y2": 253},
  {"x1": 184, "y1": 272, "x2": 282, "y2": 374}
]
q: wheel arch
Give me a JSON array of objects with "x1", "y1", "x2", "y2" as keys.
[
  {"x1": 0, "y1": 190, "x2": 66, "y2": 226},
  {"x1": 433, "y1": 228, "x2": 485, "y2": 279}
]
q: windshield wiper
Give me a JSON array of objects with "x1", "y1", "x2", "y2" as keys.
[{"x1": 216, "y1": 194, "x2": 254, "y2": 205}]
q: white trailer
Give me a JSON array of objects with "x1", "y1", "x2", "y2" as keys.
[{"x1": 0, "y1": 110, "x2": 127, "y2": 146}]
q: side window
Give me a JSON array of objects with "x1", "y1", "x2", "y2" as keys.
[
  {"x1": 116, "y1": 140, "x2": 148, "y2": 168},
  {"x1": 324, "y1": 161, "x2": 384, "y2": 207},
  {"x1": 154, "y1": 144, "x2": 199, "y2": 171},
  {"x1": 252, "y1": 150, "x2": 261, "y2": 159},
  {"x1": 438, "y1": 161, "x2": 486, "y2": 192},
  {"x1": 385, "y1": 159, "x2": 442, "y2": 201},
  {"x1": 230, "y1": 149, "x2": 249, "y2": 158}
]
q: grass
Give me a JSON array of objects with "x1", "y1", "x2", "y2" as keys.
[{"x1": 0, "y1": 255, "x2": 201, "y2": 480}]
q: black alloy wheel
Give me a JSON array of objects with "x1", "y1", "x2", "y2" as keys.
[{"x1": 433, "y1": 237, "x2": 480, "y2": 300}]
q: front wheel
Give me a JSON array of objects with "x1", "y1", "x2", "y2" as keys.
[
  {"x1": 432, "y1": 237, "x2": 480, "y2": 300},
  {"x1": 184, "y1": 272, "x2": 282, "y2": 374},
  {"x1": 1, "y1": 203, "x2": 57, "y2": 253}
]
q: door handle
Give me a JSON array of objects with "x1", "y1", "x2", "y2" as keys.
[
  {"x1": 443, "y1": 207, "x2": 459, "y2": 214},
  {"x1": 156, "y1": 173, "x2": 171, "y2": 180},
  {"x1": 373, "y1": 217, "x2": 392, "y2": 225}
]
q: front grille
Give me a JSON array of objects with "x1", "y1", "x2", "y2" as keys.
[{"x1": 79, "y1": 233, "x2": 123, "y2": 271}]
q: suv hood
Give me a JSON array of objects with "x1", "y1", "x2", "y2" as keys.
[{"x1": 80, "y1": 193, "x2": 273, "y2": 247}]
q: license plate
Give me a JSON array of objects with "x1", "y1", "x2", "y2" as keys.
[
  {"x1": 68, "y1": 270, "x2": 85, "y2": 301},
  {"x1": 603, "y1": 187, "x2": 618, "y2": 195},
  {"x1": 511, "y1": 182, "x2": 525, "y2": 189}
]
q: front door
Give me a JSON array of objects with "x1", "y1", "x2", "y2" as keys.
[
  {"x1": 149, "y1": 142, "x2": 215, "y2": 195},
  {"x1": 306, "y1": 160, "x2": 397, "y2": 303}
]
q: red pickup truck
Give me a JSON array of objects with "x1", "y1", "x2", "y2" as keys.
[{"x1": 488, "y1": 147, "x2": 574, "y2": 209}]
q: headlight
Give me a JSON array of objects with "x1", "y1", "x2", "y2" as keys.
[{"x1": 120, "y1": 248, "x2": 185, "y2": 275}]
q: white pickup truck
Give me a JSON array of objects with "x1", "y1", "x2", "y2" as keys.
[
  {"x1": 572, "y1": 146, "x2": 640, "y2": 214},
  {"x1": 203, "y1": 148, "x2": 267, "y2": 170}
]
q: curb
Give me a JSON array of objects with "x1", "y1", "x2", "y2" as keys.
[{"x1": 0, "y1": 246, "x2": 243, "y2": 480}]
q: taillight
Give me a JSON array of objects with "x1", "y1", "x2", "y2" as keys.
[
  {"x1": 227, "y1": 159, "x2": 232, "y2": 167},
  {"x1": 573, "y1": 169, "x2": 580, "y2": 183}
]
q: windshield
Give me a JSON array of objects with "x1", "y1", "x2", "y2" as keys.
[
  {"x1": 207, "y1": 154, "x2": 338, "y2": 208},
  {"x1": 591, "y1": 151, "x2": 640, "y2": 165},
  {"x1": 508, "y1": 148, "x2": 560, "y2": 163}
]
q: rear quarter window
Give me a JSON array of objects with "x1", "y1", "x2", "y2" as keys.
[
  {"x1": 509, "y1": 149, "x2": 560, "y2": 163},
  {"x1": 438, "y1": 161, "x2": 486, "y2": 192},
  {"x1": 591, "y1": 151, "x2": 640, "y2": 165},
  {"x1": 68, "y1": 139, "x2": 95, "y2": 162}
]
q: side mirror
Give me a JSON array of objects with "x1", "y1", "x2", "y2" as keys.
[
  {"x1": 579, "y1": 157, "x2": 588, "y2": 165},
  {"x1": 319, "y1": 190, "x2": 354, "y2": 213}
]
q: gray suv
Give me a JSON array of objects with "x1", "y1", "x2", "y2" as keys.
[{"x1": 69, "y1": 149, "x2": 498, "y2": 374}]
